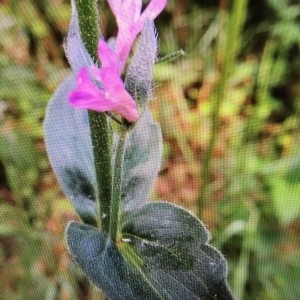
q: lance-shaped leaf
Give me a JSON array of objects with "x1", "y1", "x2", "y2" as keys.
[
  {"x1": 44, "y1": 75, "x2": 97, "y2": 225},
  {"x1": 44, "y1": 77, "x2": 161, "y2": 224},
  {"x1": 121, "y1": 109, "x2": 162, "y2": 214},
  {"x1": 66, "y1": 202, "x2": 233, "y2": 299}
]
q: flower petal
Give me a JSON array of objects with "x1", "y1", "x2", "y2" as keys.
[
  {"x1": 113, "y1": 0, "x2": 167, "y2": 71},
  {"x1": 117, "y1": 0, "x2": 142, "y2": 28},
  {"x1": 115, "y1": 31, "x2": 137, "y2": 71},
  {"x1": 107, "y1": 0, "x2": 122, "y2": 17},
  {"x1": 97, "y1": 40, "x2": 120, "y2": 72},
  {"x1": 68, "y1": 67, "x2": 139, "y2": 122},
  {"x1": 69, "y1": 68, "x2": 112, "y2": 111},
  {"x1": 141, "y1": 0, "x2": 168, "y2": 21},
  {"x1": 100, "y1": 68, "x2": 139, "y2": 122}
]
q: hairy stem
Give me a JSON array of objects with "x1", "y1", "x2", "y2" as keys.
[
  {"x1": 75, "y1": 0, "x2": 100, "y2": 62},
  {"x1": 75, "y1": 0, "x2": 112, "y2": 232}
]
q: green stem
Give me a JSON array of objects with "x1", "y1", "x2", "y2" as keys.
[
  {"x1": 75, "y1": 0, "x2": 112, "y2": 232},
  {"x1": 232, "y1": 202, "x2": 259, "y2": 299},
  {"x1": 109, "y1": 133, "x2": 127, "y2": 242},
  {"x1": 75, "y1": 0, "x2": 100, "y2": 62},
  {"x1": 89, "y1": 113, "x2": 112, "y2": 232}
]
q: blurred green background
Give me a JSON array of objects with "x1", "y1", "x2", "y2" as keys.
[{"x1": 0, "y1": 0, "x2": 300, "y2": 299}]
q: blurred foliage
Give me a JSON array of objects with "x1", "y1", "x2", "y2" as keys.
[{"x1": 0, "y1": 0, "x2": 300, "y2": 299}]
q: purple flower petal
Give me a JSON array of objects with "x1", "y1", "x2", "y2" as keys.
[
  {"x1": 68, "y1": 68, "x2": 110, "y2": 110},
  {"x1": 68, "y1": 67, "x2": 138, "y2": 122},
  {"x1": 100, "y1": 67, "x2": 139, "y2": 122},
  {"x1": 109, "y1": 0, "x2": 167, "y2": 71},
  {"x1": 107, "y1": 0, "x2": 121, "y2": 17},
  {"x1": 97, "y1": 40, "x2": 120, "y2": 72},
  {"x1": 141, "y1": 0, "x2": 168, "y2": 21}
]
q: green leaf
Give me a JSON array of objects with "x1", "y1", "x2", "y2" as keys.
[
  {"x1": 44, "y1": 77, "x2": 162, "y2": 224},
  {"x1": 66, "y1": 222, "x2": 160, "y2": 300},
  {"x1": 263, "y1": 157, "x2": 300, "y2": 225},
  {"x1": 121, "y1": 110, "x2": 162, "y2": 214},
  {"x1": 0, "y1": 130, "x2": 41, "y2": 202},
  {"x1": 268, "y1": 176, "x2": 300, "y2": 225},
  {"x1": 66, "y1": 202, "x2": 233, "y2": 299},
  {"x1": 44, "y1": 75, "x2": 97, "y2": 225}
]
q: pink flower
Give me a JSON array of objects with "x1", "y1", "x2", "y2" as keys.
[
  {"x1": 108, "y1": 0, "x2": 167, "y2": 71},
  {"x1": 68, "y1": 0, "x2": 167, "y2": 123},
  {"x1": 69, "y1": 41, "x2": 139, "y2": 122}
]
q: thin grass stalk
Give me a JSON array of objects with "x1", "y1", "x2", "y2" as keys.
[{"x1": 197, "y1": 0, "x2": 249, "y2": 216}]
